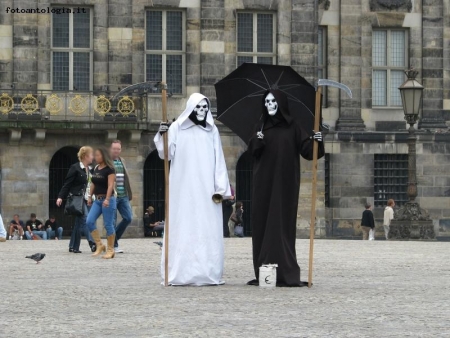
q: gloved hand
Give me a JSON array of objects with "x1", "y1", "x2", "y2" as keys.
[
  {"x1": 159, "y1": 122, "x2": 171, "y2": 135},
  {"x1": 310, "y1": 131, "x2": 322, "y2": 142}
]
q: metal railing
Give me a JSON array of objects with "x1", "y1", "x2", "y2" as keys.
[{"x1": 0, "y1": 90, "x2": 149, "y2": 122}]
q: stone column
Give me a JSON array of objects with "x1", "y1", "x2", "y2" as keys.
[
  {"x1": 186, "y1": 5, "x2": 201, "y2": 95},
  {"x1": 200, "y1": 0, "x2": 225, "y2": 106},
  {"x1": 13, "y1": 0, "x2": 38, "y2": 90},
  {"x1": 277, "y1": 0, "x2": 292, "y2": 66},
  {"x1": 93, "y1": 0, "x2": 109, "y2": 91},
  {"x1": 108, "y1": 0, "x2": 133, "y2": 90},
  {"x1": 0, "y1": 0, "x2": 14, "y2": 89},
  {"x1": 335, "y1": 0, "x2": 365, "y2": 130},
  {"x1": 420, "y1": 0, "x2": 446, "y2": 129},
  {"x1": 291, "y1": 0, "x2": 316, "y2": 83},
  {"x1": 442, "y1": 0, "x2": 449, "y2": 122}
]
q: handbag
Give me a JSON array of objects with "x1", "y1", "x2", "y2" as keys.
[
  {"x1": 234, "y1": 225, "x2": 244, "y2": 237},
  {"x1": 64, "y1": 192, "x2": 85, "y2": 216},
  {"x1": 369, "y1": 228, "x2": 375, "y2": 241}
]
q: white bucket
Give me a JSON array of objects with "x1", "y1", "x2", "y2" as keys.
[{"x1": 259, "y1": 264, "x2": 278, "y2": 288}]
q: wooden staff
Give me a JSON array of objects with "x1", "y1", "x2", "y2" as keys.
[
  {"x1": 161, "y1": 82, "x2": 170, "y2": 287},
  {"x1": 308, "y1": 86, "x2": 322, "y2": 288}
]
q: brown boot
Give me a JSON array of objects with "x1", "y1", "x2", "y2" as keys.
[
  {"x1": 102, "y1": 234, "x2": 115, "y2": 259},
  {"x1": 91, "y1": 230, "x2": 106, "y2": 257}
]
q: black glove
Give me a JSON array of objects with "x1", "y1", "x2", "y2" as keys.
[{"x1": 310, "y1": 131, "x2": 323, "y2": 142}]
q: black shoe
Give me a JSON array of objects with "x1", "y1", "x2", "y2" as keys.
[
  {"x1": 73, "y1": 250, "x2": 82, "y2": 253},
  {"x1": 69, "y1": 248, "x2": 73, "y2": 252},
  {"x1": 89, "y1": 241, "x2": 96, "y2": 253},
  {"x1": 247, "y1": 279, "x2": 259, "y2": 286}
]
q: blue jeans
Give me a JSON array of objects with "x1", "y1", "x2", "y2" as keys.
[
  {"x1": 25, "y1": 230, "x2": 47, "y2": 240},
  {"x1": 69, "y1": 203, "x2": 91, "y2": 250},
  {"x1": 86, "y1": 197, "x2": 117, "y2": 236},
  {"x1": 46, "y1": 227, "x2": 63, "y2": 240},
  {"x1": 114, "y1": 196, "x2": 132, "y2": 247}
]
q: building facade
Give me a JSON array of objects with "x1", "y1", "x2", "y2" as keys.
[{"x1": 0, "y1": 0, "x2": 449, "y2": 238}]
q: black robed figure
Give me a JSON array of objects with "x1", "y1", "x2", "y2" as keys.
[{"x1": 247, "y1": 90, "x2": 325, "y2": 287}]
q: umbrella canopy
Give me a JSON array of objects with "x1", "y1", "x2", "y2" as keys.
[{"x1": 215, "y1": 63, "x2": 318, "y2": 144}]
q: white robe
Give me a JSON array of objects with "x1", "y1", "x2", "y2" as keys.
[
  {"x1": 154, "y1": 93, "x2": 231, "y2": 286},
  {"x1": 0, "y1": 214, "x2": 6, "y2": 239}
]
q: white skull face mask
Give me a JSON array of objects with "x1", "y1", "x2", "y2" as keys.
[
  {"x1": 194, "y1": 99, "x2": 209, "y2": 121},
  {"x1": 265, "y1": 93, "x2": 278, "y2": 116}
]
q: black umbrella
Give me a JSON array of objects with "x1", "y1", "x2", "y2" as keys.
[{"x1": 215, "y1": 63, "x2": 318, "y2": 144}]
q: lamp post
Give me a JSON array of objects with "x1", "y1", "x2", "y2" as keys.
[{"x1": 389, "y1": 69, "x2": 435, "y2": 240}]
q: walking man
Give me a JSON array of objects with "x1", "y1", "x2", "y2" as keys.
[
  {"x1": 361, "y1": 203, "x2": 375, "y2": 240},
  {"x1": 110, "y1": 140, "x2": 133, "y2": 253},
  {"x1": 383, "y1": 199, "x2": 395, "y2": 240}
]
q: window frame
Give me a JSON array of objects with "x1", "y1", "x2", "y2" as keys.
[
  {"x1": 145, "y1": 9, "x2": 186, "y2": 97},
  {"x1": 236, "y1": 11, "x2": 277, "y2": 66},
  {"x1": 50, "y1": 7, "x2": 94, "y2": 92},
  {"x1": 373, "y1": 154, "x2": 409, "y2": 207},
  {"x1": 372, "y1": 29, "x2": 409, "y2": 108},
  {"x1": 318, "y1": 26, "x2": 327, "y2": 107}
]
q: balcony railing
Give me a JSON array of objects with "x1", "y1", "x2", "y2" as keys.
[{"x1": 0, "y1": 90, "x2": 149, "y2": 122}]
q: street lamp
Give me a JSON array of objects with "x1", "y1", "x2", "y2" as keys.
[
  {"x1": 399, "y1": 69, "x2": 424, "y2": 126},
  {"x1": 389, "y1": 69, "x2": 435, "y2": 240}
]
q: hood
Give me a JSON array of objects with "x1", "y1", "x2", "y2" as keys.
[
  {"x1": 262, "y1": 89, "x2": 293, "y2": 125},
  {"x1": 178, "y1": 93, "x2": 214, "y2": 131}
]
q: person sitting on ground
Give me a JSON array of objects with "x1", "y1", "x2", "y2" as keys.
[
  {"x1": 9, "y1": 214, "x2": 24, "y2": 240},
  {"x1": 0, "y1": 214, "x2": 7, "y2": 242},
  {"x1": 143, "y1": 206, "x2": 162, "y2": 237},
  {"x1": 361, "y1": 203, "x2": 375, "y2": 240},
  {"x1": 25, "y1": 213, "x2": 47, "y2": 240},
  {"x1": 45, "y1": 215, "x2": 63, "y2": 240}
]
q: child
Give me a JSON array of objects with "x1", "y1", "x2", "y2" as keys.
[{"x1": 361, "y1": 203, "x2": 375, "y2": 240}]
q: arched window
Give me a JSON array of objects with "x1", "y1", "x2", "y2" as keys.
[
  {"x1": 143, "y1": 150, "x2": 165, "y2": 222},
  {"x1": 49, "y1": 146, "x2": 79, "y2": 236},
  {"x1": 236, "y1": 151, "x2": 253, "y2": 236}
]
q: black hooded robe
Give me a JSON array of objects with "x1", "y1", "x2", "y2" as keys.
[{"x1": 247, "y1": 90, "x2": 325, "y2": 287}]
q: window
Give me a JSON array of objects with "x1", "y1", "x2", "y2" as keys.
[
  {"x1": 237, "y1": 12, "x2": 276, "y2": 66},
  {"x1": 372, "y1": 30, "x2": 408, "y2": 107},
  {"x1": 52, "y1": 8, "x2": 93, "y2": 91},
  {"x1": 146, "y1": 10, "x2": 185, "y2": 95},
  {"x1": 374, "y1": 154, "x2": 408, "y2": 207},
  {"x1": 318, "y1": 26, "x2": 327, "y2": 106}
]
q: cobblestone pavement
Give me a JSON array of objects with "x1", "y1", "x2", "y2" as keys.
[{"x1": 1, "y1": 238, "x2": 449, "y2": 338}]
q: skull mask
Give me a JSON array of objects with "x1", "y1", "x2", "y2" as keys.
[
  {"x1": 265, "y1": 93, "x2": 278, "y2": 116},
  {"x1": 194, "y1": 99, "x2": 209, "y2": 121}
]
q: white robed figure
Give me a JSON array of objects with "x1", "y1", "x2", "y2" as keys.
[{"x1": 154, "y1": 93, "x2": 231, "y2": 286}]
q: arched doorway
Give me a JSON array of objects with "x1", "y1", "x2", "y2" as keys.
[
  {"x1": 236, "y1": 151, "x2": 253, "y2": 236},
  {"x1": 49, "y1": 146, "x2": 79, "y2": 236},
  {"x1": 143, "y1": 150, "x2": 165, "y2": 222}
]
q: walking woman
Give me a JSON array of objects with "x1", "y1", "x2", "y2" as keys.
[
  {"x1": 87, "y1": 147, "x2": 117, "y2": 259},
  {"x1": 57, "y1": 146, "x2": 94, "y2": 253}
]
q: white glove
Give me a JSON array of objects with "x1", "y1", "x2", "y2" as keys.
[
  {"x1": 159, "y1": 122, "x2": 170, "y2": 135},
  {"x1": 256, "y1": 131, "x2": 264, "y2": 140},
  {"x1": 311, "y1": 131, "x2": 322, "y2": 142}
]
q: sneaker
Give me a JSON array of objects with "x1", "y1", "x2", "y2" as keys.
[
  {"x1": 114, "y1": 247, "x2": 124, "y2": 253},
  {"x1": 19, "y1": 236, "x2": 23, "y2": 240}
]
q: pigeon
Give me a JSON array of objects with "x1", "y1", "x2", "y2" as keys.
[{"x1": 25, "y1": 253, "x2": 46, "y2": 264}]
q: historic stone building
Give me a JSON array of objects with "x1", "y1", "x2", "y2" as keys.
[{"x1": 0, "y1": 0, "x2": 449, "y2": 239}]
